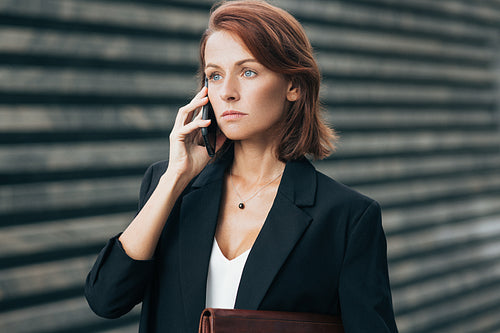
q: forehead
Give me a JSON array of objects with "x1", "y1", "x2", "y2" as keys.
[{"x1": 204, "y1": 31, "x2": 254, "y2": 66}]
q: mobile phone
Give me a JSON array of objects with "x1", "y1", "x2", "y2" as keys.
[{"x1": 201, "y1": 77, "x2": 217, "y2": 157}]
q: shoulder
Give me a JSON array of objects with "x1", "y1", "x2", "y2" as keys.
[
  {"x1": 308, "y1": 167, "x2": 385, "y2": 253},
  {"x1": 138, "y1": 159, "x2": 225, "y2": 209},
  {"x1": 317, "y1": 170, "x2": 375, "y2": 203},
  {"x1": 285, "y1": 158, "x2": 379, "y2": 221},
  {"x1": 147, "y1": 159, "x2": 169, "y2": 176},
  {"x1": 313, "y1": 166, "x2": 380, "y2": 220},
  {"x1": 140, "y1": 160, "x2": 169, "y2": 193},
  {"x1": 137, "y1": 160, "x2": 169, "y2": 209}
]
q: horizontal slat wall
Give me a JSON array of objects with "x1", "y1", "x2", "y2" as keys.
[
  {"x1": 301, "y1": 1, "x2": 500, "y2": 332},
  {"x1": 0, "y1": 0, "x2": 499, "y2": 332}
]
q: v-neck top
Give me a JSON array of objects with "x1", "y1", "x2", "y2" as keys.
[{"x1": 205, "y1": 238, "x2": 251, "y2": 309}]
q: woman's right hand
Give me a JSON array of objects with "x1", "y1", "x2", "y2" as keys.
[
  {"x1": 118, "y1": 86, "x2": 229, "y2": 260},
  {"x1": 118, "y1": 86, "x2": 223, "y2": 260},
  {"x1": 166, "y1": 86, "x2": 223, "y2": 183}
]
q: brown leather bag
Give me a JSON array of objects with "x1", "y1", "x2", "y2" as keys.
[{"x1": 199, "y1": 308, "x2": 344, "y2": 333}]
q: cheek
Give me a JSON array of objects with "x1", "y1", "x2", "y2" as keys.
[
  {"x1": 207, "y1": 90, "x2": 221, "y2": 114},
  {"x1": 254, "y1": 82, "x2": 288, "y2": 114}
]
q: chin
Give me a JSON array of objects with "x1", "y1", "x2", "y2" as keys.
[
  {"x1": 219, "y1": 126, "x2": 248, "y2": 141},
  {"x1": 222, "y1": 133, "x2": 248, "y2": 141},
  {"x1": 219, "y1": 124, "x2": 278, "y2": 143}
]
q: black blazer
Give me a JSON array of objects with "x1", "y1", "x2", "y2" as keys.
[{"x1": 85, "y1": 155, "x2": 398, "y2": 333}]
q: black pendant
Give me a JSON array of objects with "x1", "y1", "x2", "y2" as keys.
[{"x1": 238, "y1": 202, "x2": 245, "y2": 209}]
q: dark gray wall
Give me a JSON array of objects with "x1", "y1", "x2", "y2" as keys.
[{"x1": 1, "y1": 0, "x2": 500, "y2": 332}]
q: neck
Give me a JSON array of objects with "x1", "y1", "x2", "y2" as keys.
[{"x1": 231, "y1": 140, "x2": 285, "y2": 183}]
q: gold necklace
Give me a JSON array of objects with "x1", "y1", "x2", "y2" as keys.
[{"x1": 229, "y1": 170, "x2": 283, "y2": 209}]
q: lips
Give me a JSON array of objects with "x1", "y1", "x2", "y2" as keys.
[{"x1": 221, "y1": 110, "x2": 247, "y2": 120}]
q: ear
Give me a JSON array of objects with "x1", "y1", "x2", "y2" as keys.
[{"x1": 286, "y1": 81, "x2": 299, "y2": 102}]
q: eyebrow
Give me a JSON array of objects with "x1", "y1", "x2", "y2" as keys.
[{"x1": 205, "y1": 58, "x2": 258, "y2": 70}]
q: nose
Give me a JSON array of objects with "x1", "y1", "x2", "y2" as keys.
[{"x1": 219, "y1": 75, "x2": 240, "y2": 102}]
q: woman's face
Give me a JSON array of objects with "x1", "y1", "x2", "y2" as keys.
[{"x1": 204, "y1": 31, "x2": 297, "y2": 143}]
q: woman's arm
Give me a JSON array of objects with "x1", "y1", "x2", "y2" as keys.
[
  {"x1": 338, "y1": 200, "x2": 398, "y2": 333},
  {"x1": 85, "y1": 85, "x2": 225, "y2": 318},
  {"x1": 118, "y1": 85, "x2": 224, "y2": 260},
  {"x1": 117, "y1": 168, "x2": 190, "y2": 260}
]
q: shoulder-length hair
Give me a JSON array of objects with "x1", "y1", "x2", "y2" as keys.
[{"x1": 199, "y1": 0, "x2": 337, "y2": 161}]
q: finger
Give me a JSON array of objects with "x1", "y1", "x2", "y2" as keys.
[
  {"x1": 174, "y1": 95, "x2": 208, "y2": 130},
  {"x1": 193, "y1": 108, "x2": 206, "y2": 121},
  {"x1": 176, "y1": 119, "x2": 211, "y2": 139},
  {"x1": 195, "y1": 85, "x2": 208, "y2": 98},
  {"x1": 183, "y1": 87, "x2": 208, "y2": 117},
  {"x1": 182, "y1": 97, "x2": 208, "y2": 126},
  {"x1": 174, "y1": 86, "x2": 207, "y2": 121},
  {"x1": 185, "y1": 86, "x2": 208, "y2": 112}
]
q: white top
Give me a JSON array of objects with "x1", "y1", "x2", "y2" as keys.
[{"x1": 205, "y1": 238, "x2": 251, "y2": 309}]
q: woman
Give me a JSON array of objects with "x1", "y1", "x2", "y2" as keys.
[{"x1": 85, "y1": 1, "x2": 398, "y2": 332}]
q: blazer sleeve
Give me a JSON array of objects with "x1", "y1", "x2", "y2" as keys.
[
  {"x1": 338, "y1": 200, "x2": 398, "y2": 333},
  {"x1": 84, "y1": 164, "x2": 157, "y2": 319}
]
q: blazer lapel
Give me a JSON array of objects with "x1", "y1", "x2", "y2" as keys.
[
  {"x1": 235, "y1": 158, "x2": 317, "y2": 310},
  {"x1": 178, "y1": 158, "x2": 230, "y2": 332}
]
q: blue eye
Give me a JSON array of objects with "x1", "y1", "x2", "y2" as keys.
[
  {"x1": 244, "y1": 70, "x2": 256, "y2": 77},
  {"x1": 210, "y1": 74, "x2": 222, "y2": 81}
]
